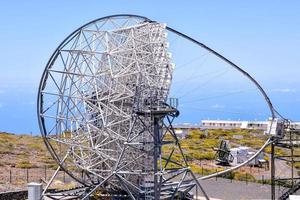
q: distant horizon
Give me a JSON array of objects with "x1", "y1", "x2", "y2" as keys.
[
  {"x1": 0, "y1": 1, "x2": 299, "y2": 134},
  {"x1": 3, "y1": 117, "x2": 300, "y2": 135}
]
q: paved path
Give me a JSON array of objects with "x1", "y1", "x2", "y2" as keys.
[{"x1": 195, "y1": 177, "x2": 281, "y2": 200}]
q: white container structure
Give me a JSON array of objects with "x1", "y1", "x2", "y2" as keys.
[
  {"x1": 230, "y1": 146, "x2": 265, "y2": 166},
  {"x1": 28, "y1": 182, "x2": 42, "y2": 200}
]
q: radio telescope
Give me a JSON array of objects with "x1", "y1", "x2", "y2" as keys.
[
  {"x1": 38, "y1": 15, "x2": 209, "y2": 199},
  {"x1": 38, "y1": 14, "x2": 281, "y2": 199}
]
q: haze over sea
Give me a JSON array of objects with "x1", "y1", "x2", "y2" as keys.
[{"x1": 0, "y1": 1, "x2": 299, "y2": 134}]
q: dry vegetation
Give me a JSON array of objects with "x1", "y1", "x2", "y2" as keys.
[
  {"x1": 162, "y1": 128, "x2": 271, "y2": 182},
  {"x1": 0, "y1": 132, "x2": 57, "y2": 169},
  {"x1": 0, "y1": 132, "x2": 62, "y2": 192},
  {"x1": 0, "y1": 129, "x2": 297, "y2": 192}
]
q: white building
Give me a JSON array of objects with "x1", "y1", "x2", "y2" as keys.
[
  {"x1": 201, "y1": 119, "x2": 300, "y2": 132},
  {"x1": 171, "y1": 120, "x2": 300, "y2": 138},
  {"x1": 201, "y1": 119, "x2": 269, "y2": 130},
  {"x1": 290, "y1": 122, "x2": 300, "y2": 129}
]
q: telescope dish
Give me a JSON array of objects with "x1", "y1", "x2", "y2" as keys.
[{"x1": 38, "y1": 14, "x2": 277, "y2": 199}]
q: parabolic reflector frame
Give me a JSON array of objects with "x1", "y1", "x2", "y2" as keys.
[
  {"x1": 38, "y1": 14, "x2": 278, "y2": 200},
  {"x1": 38, "y1": 15, "x2": 207, "y2": 199}
]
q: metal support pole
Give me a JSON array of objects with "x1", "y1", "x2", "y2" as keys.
[
  {"x1": 42, "y1": 165, "x2": 61, "y2": 196},
  {"x1": 290, "y1": 131, "x2": 294, "y2": 187},
  {"x1": 271, "y1": 140, "x2": 275, "y2": 200},
  {"x1": 44, "y1": 166, "x2": 47, "y2": 181},
  {"x1": 42, "y1": 152, "x2": 69, "y2": 197},
  {"x1": 27, "y1": 168, "x2": 29, "y2": 183},
  {"x1": 189, "y1": 171, "x2": 209, "y2": 200},
  {"x1": 9, "y1": 168, "x2": 12, "y2": 184},
  {"x1": 153, "y1": 116, "x2": 160, "y2": 200}
]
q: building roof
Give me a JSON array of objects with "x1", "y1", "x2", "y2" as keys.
[{"x1": 173, "y1": 123, "x2": 202, "y2": 129}]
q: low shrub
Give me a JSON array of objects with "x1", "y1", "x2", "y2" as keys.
[
  {"x1": 189, "y1": 163, "x2": 223, "y2": 176},
  {"x1": 188, "y1": 150, "x2": 215, "y2": 160},
  {"x1": 233, "y1": 172, "x2": 256, "y2": 182},
  {"x1": 16, "y1": 160, "x2": 36, "y2": 169}
]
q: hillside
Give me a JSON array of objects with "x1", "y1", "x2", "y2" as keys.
[
  {"x1": 0, "y1": 132, "x2": 56, "y2": 169},
  {"x1": 0, "y1": 132, "x2": 61, "y2": 192},
  {"x1": 0, "y1": 129, "x2": 295, "y2": 192}
]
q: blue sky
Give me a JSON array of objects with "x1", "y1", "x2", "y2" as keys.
[{"x1": 0, "y1": 1, "x2": 299, "y2": 134}]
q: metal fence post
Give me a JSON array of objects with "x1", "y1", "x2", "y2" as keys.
[
  {"x1": 9, "y1": 168, "x2": 12, "y2": 184},
  {"x1": 44, "y1": 166, "x2": 47, "y2": 180},
  {"x1": 279, "y1": 181, "x2": 280, "y2": 196},
  {"x1": 26, "y1": 168, "x2": 29, "y2": 183}
]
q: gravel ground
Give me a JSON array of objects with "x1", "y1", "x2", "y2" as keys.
[
  {"x1": 196, "y1": 177, "x2": 283, "y2": 200},
  {"x1": 0, "y1": 169, "x2": 295, "y2": 199}
]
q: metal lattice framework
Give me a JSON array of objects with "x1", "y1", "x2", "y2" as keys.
[
  {"x1": 38, "y1": 15, "x2": 209, "y2": 199},
  {"x1": 38, "y1": 14, "x2": 293, "y2": 200}
]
